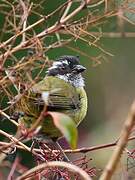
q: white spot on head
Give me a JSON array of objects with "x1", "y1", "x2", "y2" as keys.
[
  {"x1": 48, "y1": 60, "x2": 69, "y2": 72},
  {"x1": 53, "y1": 61, "x2": 62, "y2": 66}
]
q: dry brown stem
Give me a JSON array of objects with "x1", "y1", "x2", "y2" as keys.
[
  {"x1": 16, "y1": 161, "x2": 92, "y2": 180},
  {"x1": 99, "y1": 101, "x2": 135, "y2": 180},
  {"x1": 1, "y1": 133, "x2": 135, "y2": 155},
  {"x1": 0, "y1": 0, "x2": 92, "y2": 61}
]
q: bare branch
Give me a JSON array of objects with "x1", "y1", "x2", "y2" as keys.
[
  {"x1": 16, "y1": 161, "x2": 92, "y2": 180},
  {"x1": 100, "y1": 101, "x2": 135, "y2": 180},
  {"x1": 1, "y1": 135, "x2": 135, "y2": 154}
]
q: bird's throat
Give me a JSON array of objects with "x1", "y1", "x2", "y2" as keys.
[{"x1": 56, "y1": 73, "x2": 85, "y2": 88}]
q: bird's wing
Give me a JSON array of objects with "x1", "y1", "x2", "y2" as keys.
[{"x1": 31, "y1": 76, "x2": 80, "y2": 111}]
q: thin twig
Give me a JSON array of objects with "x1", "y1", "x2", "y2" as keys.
[
  {"x1": 60, "y1": 0, "x2": 73, "y2": 21},
  {"x1": 0, "y1": 110, "x2": 19, "y2": 127},
  {"x1": 88, "y1": 0, "x2": 105, "y2": 8},
  {"x1": 0, "y1": 135, "x2": 135, "y2": 154},
  {"x1": 60, "y1": 0, "x2": 89, "y2": 24},
  {"x1": 27, "y1": 105, "x2": 47, "y2": 134},
  {"x1": 7, "y1": 156, "x2": 20, "y2": 180},
  {"x1": 0, "y1": 130, "x2": 30, "y2": 152},
  {"x1": 16, "y1": 161, "x2": 92, "y2": 180},
  {"x1": 0, "y1": 0, "x2": 72, "y2": 49},
  {"x1": 0, "y1": 0, "x2": 92, "y2": 61},
  {"x1": 100, "y1": 101, "x2": 135, "y2": 180},
  {"x1": 90, "y1": 32, "x2": 135, "y2": 38}
]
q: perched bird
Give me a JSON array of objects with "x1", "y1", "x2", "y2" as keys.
[{"x1": 16, "y1": 55, "x2": 87, "y2": 141}]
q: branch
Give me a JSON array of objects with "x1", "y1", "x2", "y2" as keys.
[
  {"x1": 0, "y1": 130, "x2": 30, "y2": 153},
  {"x1": 60, "y1": 0, "x2": 73, "y2": 21},
  {"x1": 91, "y1": 32, "x2": 135, "y2": 38},
  {"x1": 0, "y1": 110, "x2": 19, "y2": 127},
  {"x1": 0, "y1": 0, "x2": 72, "y2": 49},
  {"x1": 16, "y1": 161, "x2": 92, "y2": 180},
  {"x1": 100, "y1": 101, "x2": 135, "y2": 180},
  {"x1": 27, "y1": 105, "x2": 47, "y2": 134},
  {"x1": 59, "y1": 0, "x2": 87, "y2": 24},
  {"x1": 0, "y1": 0, "x2": 92, "y2": 61},
  {"x1": 1, "y1": 135, "x2": 135, "y2": 154}
]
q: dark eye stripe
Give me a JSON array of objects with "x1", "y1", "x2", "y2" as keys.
[{"x1": 63, "y1": 63, "x2": 68, "y2": 66}]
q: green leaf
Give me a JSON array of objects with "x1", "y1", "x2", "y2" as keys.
[{"x1": 47, "y1": 112, "x2": 78, "y2": 149}]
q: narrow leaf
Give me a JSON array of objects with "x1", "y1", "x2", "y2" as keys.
[{"x1": 47, "y1": 111, "x2": 78, "y2": 149}]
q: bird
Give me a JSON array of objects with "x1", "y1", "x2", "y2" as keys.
[{"x1": 15, "y1": 55, "x2": 88, "y2": 142}]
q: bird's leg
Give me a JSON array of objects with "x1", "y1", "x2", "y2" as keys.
[
  {"x1": 30, "y1": 135, "x2": 48, "y2": 162},
  {"x1": 55, "y1": 141, "x2": 70, "y2": 163},
  {"x1": 30, "y1": 135, "x2": 70, "y2": 163},
  {"x1": 30, "y1": 135, "x2": 58, "y2": 162}
]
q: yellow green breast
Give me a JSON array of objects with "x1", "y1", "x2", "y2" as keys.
[{"x1": 17, "y1": 76, "x2": 87, "y2": 139}]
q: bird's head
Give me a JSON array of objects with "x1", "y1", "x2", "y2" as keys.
[{"x1": 47, "y1": 55, "x2": 86, "y2": 87}]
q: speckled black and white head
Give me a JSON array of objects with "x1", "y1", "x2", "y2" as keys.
[{"x1": 47, "y1": 55, "x2": 86, "y2": 87}]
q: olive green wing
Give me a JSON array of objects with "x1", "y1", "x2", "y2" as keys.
[{"x1": 32, "y1": 76, "x2": 80, "y2": 111}]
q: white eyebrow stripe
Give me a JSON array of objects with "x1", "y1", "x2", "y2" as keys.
[
  {"x1": 53, "y1": 61, "x2": 62, "y2": 66},
  {"x1": 48, "y1": 60, "x2": 69, "y2": 71},
  {"x1": 62, "y1": 60, "x2": 68, "y2": 65},
  {"x1": 48, "y1": 61, "x2": 62, "y2": 71},
  {"x1": 48, "y1": 66, "x2": 57, "y2": 71}
]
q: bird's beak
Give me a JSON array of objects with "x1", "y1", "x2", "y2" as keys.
[{"x1": 73, "y1": 65, "x2": 86, "y2": 73}]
